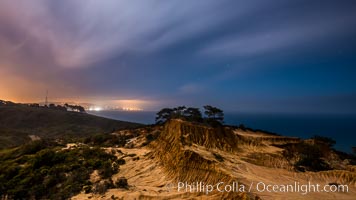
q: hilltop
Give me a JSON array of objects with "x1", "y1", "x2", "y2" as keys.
[{"x1": 0, "y1": 101, "x2": 142, "y2": 148}]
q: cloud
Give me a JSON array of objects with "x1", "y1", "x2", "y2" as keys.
[
  {"x1": 2, "y1": 0, "x2": 353, "y2": 71},
  {"x1": 199, "y1": 6, "x2": 356, "y2": 58},
  {"x1": 0, "y1": 0, "x2": 355, "y2": 113},
  {"x1": 0, "y1": 0, "x2": 263, "y2": 102},
  {"x1": 0, "y1": 0, "x2": 273, "y2": 69},
  {"x1": 0, "y1": 1, "x2": 213, "y2": 68}
]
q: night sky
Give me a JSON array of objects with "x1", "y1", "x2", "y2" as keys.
[{"x1": 0, "y1": 0, "x2": 356, "y2": 113}]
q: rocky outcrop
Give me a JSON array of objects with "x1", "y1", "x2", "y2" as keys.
[
  {"x1": 149, "y1": 120, "x2": 250, "y2": 199},
  {"x1": 156, "y1": 120, "x2": 240, "y2": 151}
]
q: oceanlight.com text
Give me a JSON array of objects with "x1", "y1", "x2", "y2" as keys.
[
  {"x1": 171, "y1": 181, "x2": 348, "y2": 195},
  {"x1": 254, "y1": 181, "x2": 348, "y2": 195}
]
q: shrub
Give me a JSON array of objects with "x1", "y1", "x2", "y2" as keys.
[
  {"x1": 93, "y1": 179, "x2": 114, "y2": 194},
  {"x1": 0, "y1": 143, "x2": 118, "y2": 199},
  {"x1": 116, "y1": 158, "x2": 126, "y2": 165},
  {"x1": 283, "y1": 142, "x2": 331, "y2": 172},
  {"x1": 99, "y1": 161, "x2": 118, "y2": 178},
  {"x1": 21, "y1": 140, "x2": 48, "y2": 155},
  {"x1": 83, "y1": 185, "x2": 92, "y2": 193},
  {"x1": 115, "y1": 177, "x2": 128, "y2": 189}
]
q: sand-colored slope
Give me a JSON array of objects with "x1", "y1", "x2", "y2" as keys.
[{"x1": 73, "y1": 147, "x2": 236, "y2": 200}]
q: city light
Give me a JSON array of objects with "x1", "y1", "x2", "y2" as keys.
[
  {"x1": 122, "y1": 107, "x2": 143, "y2": 111},
  {"x1": 88, "y1": 106, "x2": 102, "y2": 111}
]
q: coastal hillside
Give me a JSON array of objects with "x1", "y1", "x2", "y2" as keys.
[
  {"x1": 0, "y1": 102, "x2": 355, "y2": 199},
  {"x1": 0, "y1": 103, "x2": 142, "y2": 149},
  {"x1": 71, "y1": 119, "x2": 355, "y2": 200}
]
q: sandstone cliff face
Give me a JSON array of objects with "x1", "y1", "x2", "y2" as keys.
[
  {"x1": 149, "y1": 120, "x2": 251, "y2": 199},
  {"x1": 153, "y1": 119, "x2": 240, "y2": 151}
]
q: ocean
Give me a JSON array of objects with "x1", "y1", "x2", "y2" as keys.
[{"x1": 88, "y1": 111, "x2": 356, "y2": 153}]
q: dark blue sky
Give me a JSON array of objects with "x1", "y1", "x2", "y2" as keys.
[{"x1": 0, "y1": 0, "x2": 356, "y2": 113}]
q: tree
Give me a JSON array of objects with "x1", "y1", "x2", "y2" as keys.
[
  {"x1": 63, "y1": 103, "x2": 86, "y2": 113},
  {"x1": 56, "y1": 105, "x2": 67, "y2": 111},
  {"x1": 203, "y1": 105, "x2": 224, "y2": 124},
  {"x1": 184, "y1": 107, "x2": 203, "y2": 122},
  {"x1": 76, "y1": 105, "x2": 86, "y2": 113},
  {"x1": 155, "y1": 108, "x2": 174, "y2": 124},
  {"x1": 172, "y1": 106, "x2": 186, "y2": 119},
  {"x1": 156, "y1": 105, "x2": 224, "y2": 125},
  {"x1": 155, "y1": 106, "x2": 205, "y2": 124},
  {"x1": 29, "y1": 103, "x2": 40, "y2": 107}
]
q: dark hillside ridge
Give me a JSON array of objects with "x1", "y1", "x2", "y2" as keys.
[{"x1": 0, "y1": 104, "x2": 142, "y2": 148}]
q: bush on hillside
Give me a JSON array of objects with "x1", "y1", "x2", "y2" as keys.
[
  {"x1": 283, "y1": 142, "x2": 331, "y2": 172},
  {"x1": 0, "y1": 143, "x2": 118, "y2": 199}
]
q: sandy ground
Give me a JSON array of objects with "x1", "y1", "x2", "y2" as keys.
[
  {"x1": 72, "y1": 147, "x2": 208, "y2": 200},
  {"x1": 71, "y1": 145, "x2": 355, "y2": 200}
]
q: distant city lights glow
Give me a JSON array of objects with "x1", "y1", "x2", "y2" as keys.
[
  {"x1": 88, "y1": 106, "x2": 102, "y2": 111},
  {"x1": 122, "y1": 107, "x2": 143, "y2": 111},
  {"x1": 87, "y1": 105, "x2": 143, "y2": 111}
]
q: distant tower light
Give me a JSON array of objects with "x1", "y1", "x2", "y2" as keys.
[{"x1": 45, "y1": 90, "x2": 48, "y2": 106}]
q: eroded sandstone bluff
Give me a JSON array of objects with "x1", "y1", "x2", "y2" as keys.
[
  {"x1": 149, "y1": 120, "x2": 247, "y2": 199},
  {"x1": 148, "y1": 119, "x2": 302, "y2": 199},
  {"x1": 73, "y1": 119, "x2": 356, "y2": 200}
]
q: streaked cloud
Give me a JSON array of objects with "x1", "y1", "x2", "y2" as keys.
[
  {"x1": 200, "y1": 5, "x2": 356, "y2": 58},
  {"x1": 0, "y1": 0, "x2": 355, "y2": 113}
]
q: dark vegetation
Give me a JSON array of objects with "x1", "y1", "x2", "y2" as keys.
[
  {"x1": 283, "y1": 142, "x2": 331, "y2": 171},
  {"x1": 1, "y1": 100, "x2": 86, "y2": 113},
  {"x1": 0, "y1": 101, "x2": 142, "y2": 149},
  {"x1": 281, "y1": 135, "x2": 353, "y2": 172},
  {"x1": 115, "y1": 177, "x2": 129, "y2": 189},
  {"x1": 45, "y1": 103, "x2": 86, "y2": 113},
  {"x1": 0, "y1": 140, "x2": 121, "y2": 199},
  {"x1": 0, "y1": 100, "x2": 144, "y2": 198},
  {"x1": 155, "y1": 105, "x2": 224, "y2": 126},
  {"x1": 203, "y1": 105, "x2": 224, "y2": 125}
]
